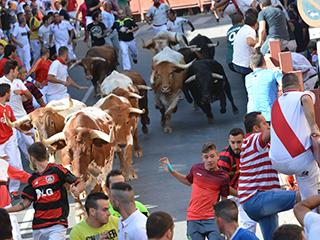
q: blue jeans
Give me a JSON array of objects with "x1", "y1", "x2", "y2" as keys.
[
  {"x1": 242, "y1": 190, "x2": 296, "y2": 240},
  {"x1": 233, "y1": 64, "x2": 252, "y2": 84},
  {"x1": 187, "y1": 219, "x2": 223, "y2": 240}
]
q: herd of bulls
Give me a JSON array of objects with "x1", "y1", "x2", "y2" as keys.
[{"x1": 3, "y1": 32, "x2": 239, "y2": 218}]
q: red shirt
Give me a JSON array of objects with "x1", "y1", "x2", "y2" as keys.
[
  {"x1": 67, "y1": 0, "x2": 77, "y2": 12},
  {"x1": 186, "y1": 163, "x2": 229, "y2": 220},
  {"x1": 79, "y1": 3, "x2": 87, "y2": 25},
  {"x1": 0, "y1": 57, "x2": 23, "y2": 77},
  {"x1": 0, "y1": 104, "x2": 16, "y2": 144},
  {"x1": 33, "y1": 58, "x2": 52, "y2": 84}
]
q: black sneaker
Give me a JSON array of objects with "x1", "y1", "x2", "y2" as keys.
[{"x1": 133, "y1": 59, "x2": 138, "y2": 64}]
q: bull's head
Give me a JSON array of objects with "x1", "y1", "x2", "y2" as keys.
[
  {"x1": 43, "y1": 126, "x2": 114, "y2": 178},
  {"x1": 4, "y1": 98, "x2": 73, "y2": 141},
  {"x1": 151, "y1": 61, "x2": 194, "y2": 94},
  {"x1": 142, "y1": 38, "x2": 171, "y2": 55},
  {"x1": 185, "y1": 73, "x2": 224, "y2": 104},
  {"x1": 69, "y1": 57, "x2": 107, "y2": 80}
]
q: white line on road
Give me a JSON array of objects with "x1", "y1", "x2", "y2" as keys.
[{"x1": 81, "y1": 85, "x2": 94, "y2": 103}]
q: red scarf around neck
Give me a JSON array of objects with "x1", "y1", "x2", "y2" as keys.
[{"x1": 57, "y1": 57, "x2": 66, "y2": 65}]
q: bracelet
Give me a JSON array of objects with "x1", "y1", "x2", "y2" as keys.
[{"x1": 166, "y1": 163, "x2": 174, "y2": 173}]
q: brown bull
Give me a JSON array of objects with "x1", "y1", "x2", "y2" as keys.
[
  {"x1": 151, "y1": 47, "x2": 193, "y2": 133},
  {"x1": 42, "y1": 107, "x2": 115, "y2": 221},
  {"x1": 94, "y1": 94, "x2": 144, "y2": 180},
  {"x1": 69, "y1": 45, "x2": 118, "y2": 96},
  {"x1": 121, "y1": 70, "x2": 151, "y2": 134}
]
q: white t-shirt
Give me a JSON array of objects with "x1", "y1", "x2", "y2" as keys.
[
  {"x1": 118, "y1": 210, "x2": 148, "y2": 240},
  {"x1": 11, "y1": 25, "x2": 30, "y2": 48},
  {"x1": 167, "y1": 17, "x2": 188, "y2": 33},
  {"x1": 270, "y1": 91, "x2": 315, "y2": 163},
  {"x1": 0, "y1": 76, "x2": 28, "y2": 119},
  {"x1": 50, "y1": 20, "x2": 73, "y2": 46},
  {"x1": 237, "y1": 0, "x2": 255, "y2": 14},
  {"x1": 146, "y1": 4, "x2": 169, "y2": 26},
  {"x1": 38, "y1": 24, "x2": 52, "y2": 48},
  {"x1": 47, "y1": 60, "x2": 68, "y2": 96},
  {"x1": 304, "y1": 212, "x2": 320, "y2": 240},
  {"x1": 232, "y1": 24, "x2": 256, "y2": 68},
  {"x1": 101, "y1": 11, "x2": 115, "y2": 29}
]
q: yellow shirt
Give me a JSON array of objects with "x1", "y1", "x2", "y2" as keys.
[
  {"x1": 69, "y1": 215, "x2": 119, "y2": 240},
  {"x1": 29, "y1": 16, "x2": 41, "y2": 40}
]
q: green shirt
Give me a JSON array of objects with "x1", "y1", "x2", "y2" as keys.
[
  {"x1": 69, "y1": 215, "x2": 119, "y2": 240},
  {"x1": 226, "y1": 24, "x2": 243, "y2": 64},
  {"x1": 109, "y1": 200, "x2": 149, "y2": 218}
]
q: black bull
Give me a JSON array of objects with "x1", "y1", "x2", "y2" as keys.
[{"x1": 184, "y1": 59, "x2": 239, "y2": 121}]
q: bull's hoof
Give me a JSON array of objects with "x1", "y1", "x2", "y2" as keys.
[
  {"x1": 232, "y1": 107, "x2": 239, "y2": 115},
  {"x1": 125, "y1": 169, "x2": 138, "y2": 181},
  {"x1": 220, "y1": 108, "x2": 226, "y2": 114},
  {"x1": 172, "y1": 107, "x2": 178, "y2": 113},
  {"x1": 164, "y1": 126, "x2": 172, "y2": 133},
  {"x1": 134, "y1": 147, "x2": 143, "y2": 158},
  {"x1": 161, "y1": 119, "x2": 165, "y2": 127},
  {"x1": 142, "y1": 125, "x2": 148, "y2": 134},
  {"x1": 208, "y1": 117, "x2": 214, "y2": 124}
]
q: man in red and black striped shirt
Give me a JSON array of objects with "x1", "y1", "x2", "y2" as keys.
[
  {"x1": 218, "y1": 128, "x2": 257, "y2": 232},
  {"x1": 6, "y1": 142, "x2": 84, "y2": 240}
]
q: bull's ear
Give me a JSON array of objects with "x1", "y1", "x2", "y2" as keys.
[
  {"x1": 18, "y1": 121, "x2": 33, "y2": 132},
  {"x1": 52, "y1": 140, "x2": 66, "y2": 150},
  {"x1": 93, "y1": 139, "x2": 107, "y2": 147}
]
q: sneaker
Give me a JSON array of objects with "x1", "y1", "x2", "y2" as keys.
[{"x1": 133, "y1": 59, "x2": 138, "y2": 64}]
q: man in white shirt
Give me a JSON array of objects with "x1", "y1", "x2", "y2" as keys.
[
  {"x1": 47, "y1": 46, "x2": 87, "y2": 103},
  {"x1": 167, "y1": 9, "x2": 194, "y2": 34},
  {"x1": 0, "y1": 60, "x2": 33, "y2": 193},
  {"x1": 270, "y1": 73, "x2": 320, "y2": 200},
  {"x1": 102, "y1": 1, "x2": 119, "y2": 49},
  {"x1": 11, "y1": 14, "x2": 32, "y2": 71},
  {"x1": 110, "y1": 182, "x2": 148, "y2": 240},
  {"x1": 232, "y1": 12, "x2": 258, "y2": 83},
  {"x1": 38, "y1": 14, "x2": 55, "y2": 57},
  {"x1": 294, "y1": 195, "x2": 320, "y2": 240},
  {"x1": 50, "y1": 12, "x2": 76, "y2": 60},
  {"x1": 146, "y1": 0, "x2": 169, "y2": 34}
]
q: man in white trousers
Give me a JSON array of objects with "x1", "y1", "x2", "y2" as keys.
[
  {"x1": 0, "y1": 62, "x2": 33, "y2": 196},
  {"x1": 50, "y1": 12, "x2": 76, "y2": 60},
  {"x1": 270, "y1": 73, "x2": 320, "y2": 201},
  {"x1": 146, "y1": 0, "x2": 169, "y2": 34},
  {"x1": 112, "y1": 10, "x2": 138, "y2": 70},
  {"x1": 11, "y1": 15, "x2": 31, "y2": 71},
  {"x1": 47, "y1": 46, "x2": 87, "y2": 103}
]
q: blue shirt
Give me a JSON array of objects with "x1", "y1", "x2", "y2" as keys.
[
  {"x1": 231, "y1": 228, "x2": 259, "y2": 240},
  {"x1": 245, "y1": 68, "x2": 282, "y2": 121}
]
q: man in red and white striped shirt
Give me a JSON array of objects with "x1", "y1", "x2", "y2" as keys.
[{"x1": 239, "y1": 112, "x2": 299, "y2": 240}]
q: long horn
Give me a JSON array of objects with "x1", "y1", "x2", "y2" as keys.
[
  {"x1": 185, "y1": 75, "x2": 196, "y2": 83},
  {"x1": 89, "y1": 129, "x2": 112, "y2": 143},
  {"x1": 136, "y1": 85, "x2": 152, "y2": 91},
  {"x1": 129, "y1": 107, "x2": 145, "y2": 114},
  {"x1": 211, "y1": 73, "x2": 224, "y2": 80},
  {"x1": 174, "y1": 59, "x2": 195, "y2": 69},
  {"x1": 91, "y1": 57, "x2": 106, "y2": 62},
  {"x1": 207, "y1": 41, "x2": 219, "y2": 47},
  {"x1": 68, "y1": 59, "x2": 82, "y2": 70},
  {"x1": 4, "y1": 112, "x2": 30, "y2": 128},
  {"x1": 42, "y1": 132, "x2": 65, "y2": 145},
  {"x1": 49, "y1": 97, "x2": 74, "y2": 112},
  {"x1": 128, "y1": 92, "x2": 143, "y2": 99}
]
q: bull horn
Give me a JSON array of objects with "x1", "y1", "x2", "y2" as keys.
[
  {"x1": 89, "y1": 129, "x2": 112, "y2": 143},
  {"x1": 69, "y1": 59, "x2": 82, "y2": 70},
  {"x1": 174, "y1": 59, "x2": 195, "y2": 70},
  {"x1": 128, "y1": 92, "x2": 143, "y2": 99},
  {"x1": 211, "y1": 73, "x2": 224, "y2": 80},
  {"x1": 136, "y1": 85, "x2": 152, "y2": 91},
  {"x1": 129, "y1": 107, "x2": 145, "y2": 114},
  {"x1": 49, "y1": 97, "x2": 74, "y2": 112},
  {"x1": 42, "y1": 132, "x2": 65, "y2": 145},
  {"x1": 185, "y1": 75, "x2": 196, "y2": 83},
  {"x1": 207, "y1": 41, "x2": 219, "y2": 47},
  {"x1": 91, "y1": 57, "x2": 107, "y2": 62},
  {"x1": 4, "y1": 112, "x2": 30, "y2": 128}
]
